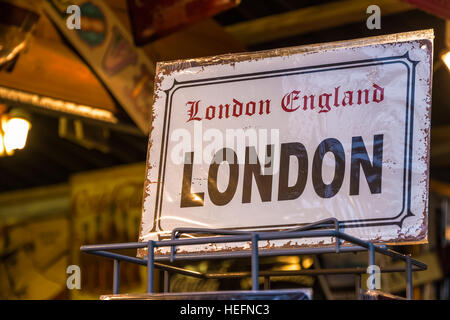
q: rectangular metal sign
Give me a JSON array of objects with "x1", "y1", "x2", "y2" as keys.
[{"x1": 139, "y1": 30, "x2": 433, "y2": 255}]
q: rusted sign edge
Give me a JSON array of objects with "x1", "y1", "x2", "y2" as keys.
[
  {"x1": 155, "y1": 29, "x2": 434, "y2": 76},
  {"x1": 136, "y1": 238, "x2": 428, "y2": 258}
]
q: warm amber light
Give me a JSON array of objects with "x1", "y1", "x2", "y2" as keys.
[
  {"x1": 302, "y1": 257, "x2": 314, "y2": 269},
  {"x1": 191, "y1": 194, "x2": 204, "y2": 205},
  {"x1": 281, "y1": 263, "x2": 301, "y2": 271},
  {"x1": 3, "y1": 117, "x2": 31, "y2": 153},
  {"x1": 442, "y1": 51, "x2": 450, "y2": 71},
  {"x1": 0, "y1": 130, "x2": 4, "y2": 156}
]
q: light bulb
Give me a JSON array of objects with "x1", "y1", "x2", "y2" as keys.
[
  {"x1": 3, "y1": 117, "x2": 31, "y2": 153},
  {"x1": 442, "y1": 50, "x2": 450, "y2": 71}
]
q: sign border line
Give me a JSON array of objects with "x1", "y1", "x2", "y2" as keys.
[{"x1": 149, "y1": 53, "x2": 418, "y2": 235}]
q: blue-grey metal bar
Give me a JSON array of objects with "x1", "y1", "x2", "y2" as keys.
[
  {"x1": 147, "y1": 241, "x2": 154, "y2": 294},
  {"x1": 79, "y1": 230, "x2": 340, "y2": 251},
  {"x1": 169, "y1": 230, "x2": 332, "y2": 246},
  {"x1": 85, "y1": 250, "x2": 207, "y2": 277},
  {"x1": 170, "y1": 228, "x2": 253, "y2": 263},
  {"x1": 368, "y1": 242, "x2": 376, "y2": 290},
  {"x1": 93, "y1": 250, "x2": 145, "y2": 265},
  {"x1": 368, "y1": 243, "x2": 375, "y2": 266},
  {"x1": 82, "y1": 242, "x2": 146, "y2": 251},
  {"x1": 170, "y1": 243, "x2": 176, "y2": 263},
  {"x1": 335, "y1": 232, "x2": 426, "y2": 269},
  {"x1": 171, "y1": 218, "x2": 338, "y2": 240},
  {"x1": 80, "y1": 231, "x2": 425, "y2": 269},
  {"x1": 285, "y1": 218, "x2": 339, "y2": 233},
  {"x1": 406, "y1": 255, "x2": 413, "y2": 300},
  {"x1": 81, "y1": 231, "x2": 346, "y2": 252},
  {"x1": 113, "y1": 259, "x2": 120, "y2": 294},
  {"x1": 172, "y1": 228, "x2": 252, "y2": 239},
  {"x1": 335, "y1": 221, "x2": 341, "y2": 254},
  {"x1": 251, "y1": 233, "x2": 259, "y2": 291},
  {"x1": 84, "y1": 246, "x2": 367, "y2": 265}
]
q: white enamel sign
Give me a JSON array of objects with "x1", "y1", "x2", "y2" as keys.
[{"x1": 139, "y1": 30, "x2": 433, "y2": 255}]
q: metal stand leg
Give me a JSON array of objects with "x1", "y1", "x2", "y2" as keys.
[
  {"x1": 406, "y1": 255, "x2": 413, "y2": 300},
  {"x1": 251, "y1": 233, "x2": 259, "y2": 291},
  {"x1": 368, "y1": 243, "x2": 376, "y2": 290},
  {"x1": 147, "y1": 241, "x2": 155, "y2": 294},
  {"x1": 113, "y1": 259, "x2": 120, "y2": 294}
]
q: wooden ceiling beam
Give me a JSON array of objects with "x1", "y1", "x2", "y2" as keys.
[
  {"x1": 0, "y1": 36, "x2": 118, "y2": 113},
  {"x1": 226, "y1": 0, "x2": 415, "y2": 46}
]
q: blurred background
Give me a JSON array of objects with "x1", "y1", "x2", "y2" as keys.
[{"x1": 0, "y1": 0, "x2": 449, "y2": 300}]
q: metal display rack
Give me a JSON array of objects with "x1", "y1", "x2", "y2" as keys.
[{"x1": 80, "y1": 218, "x2": 427, "y2": 300}]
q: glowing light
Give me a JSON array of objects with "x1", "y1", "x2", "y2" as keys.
[
  {"x1": 190, "y1": 193, "x2": 204, "y2": 205},
  {"x1": 0, "y1": 131, "x2": 4, "y2": 156},
  {"x1": 281, "y1": 264, "x2": 301, "y2": 271},
  {"x1": 0, "y1": 86, "x2": 117, "y2": 123},
  {"x1": 302, "y1": 257, "x2": 314, "y2": 269},
  {"x1": 277, "y1": 256, "x2": 300, "y2": 264},
  {"x1": 442, "y1": 50, "x2": 450, "y2": 71},
  {"x1": 3, "y1": 117, "x2": 31, "y2": 153}
]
